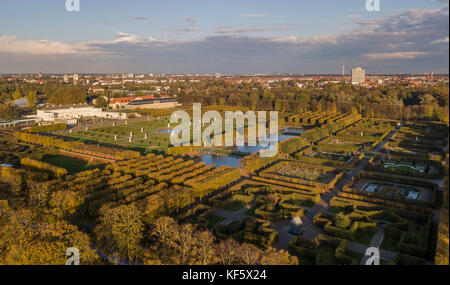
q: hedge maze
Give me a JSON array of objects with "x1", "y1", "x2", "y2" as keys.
[
  {"x1": 2, "y1": 111, "x2": 447, "y2": 265},
  {"x1": 213, "y1": 218, "x2": 279, "y2": 249},
  {"x1": 288, "y1": 234, "x2": 358, "y2": 265},
  {"x1": 258, "y1": 160, "x2": 343, "y2": 193}
]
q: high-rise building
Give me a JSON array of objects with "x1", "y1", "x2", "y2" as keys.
[
  {"x1": 342, "y1": 64, "x2": 345, "y2": 76},
  {"x1": 351, "y1": 67, "x2": 366, "y2": 85},
  {"x1": 73, "y1": 73, "x2": 79, "y2": 81},
  {"x1": 215, "y1": 72, "x2": 221, "y2": 79},
  {"x1": 63, "y1": 75, "x2": 69, "y2": 82}
]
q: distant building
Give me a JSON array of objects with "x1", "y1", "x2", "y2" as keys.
[
  {"x1": 73, "y1": 73, "x2": 79, "y2": 81},
  {"x1": 109, "y1": 95, "x2": 157, "y2": 109},
  {"x1": 126, "y1": 98, "x2": 181, "y2": 110},
  {"x1": 215, "y1": 72, "x2": 221, "y2": 79},
  {"x1": 351, "y1": 67, "x2": 366, "y2": 85},
  {"x1": 63, "y1": 75, "x2": 69, "y2": 82},
  {"x1": 36, "y1": 104, "x2": 126, "y2": 122}
]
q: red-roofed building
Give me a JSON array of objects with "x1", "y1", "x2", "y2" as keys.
[{"x1": 109, "y1": 95, "x2": 156, "y2": 108}]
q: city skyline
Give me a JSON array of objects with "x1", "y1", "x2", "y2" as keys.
[{"x1": 0, "y1": 0, "x2": 449, "y2": 74}]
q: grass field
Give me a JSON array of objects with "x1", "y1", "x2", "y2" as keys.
[
  {"x1": 63, "y1": 118, "x2": 172, "y2": 153},
  {"x1": 41, "y1": 155, "x2": 104, "y2": 173},
  {"x1": 346, "y1": 251, "x2": 364, "y2": 264},
  {"x1": 380, "y1": 236, "x2": 399, "y2": 252},
  {"x1": 317, "y1": 246, "x2": 337, "y2": 265},
  {"x1": 207, "y1": 215, "x2": 226, "y2": 226},
  {"x1": 354, "y1": 231, "x2": 375, "y2": 245}
]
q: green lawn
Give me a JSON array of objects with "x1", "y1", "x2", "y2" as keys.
[
  {"x1": 222, "y1": 201, "x2": 246, "y2": 212},
  {"x1": 380, "y1": 236, "x2": 399, "y2": 252},
  {"x1": 63, "y1": 119, "x2": 172, "y2": 153},
  {"x1": 346, "y1": 251, "x2": 364, "y2": 264},
  {"x1": 327, "y1": 207, "x2": 343, "y2": 214},
  {"x1": 207, "y1": 215, "x2": 226, "y2": 226},
  {"x1": 317, "y1": 246, "x2": 337, "y2": 265},
  {"x1": 285, "y1": 199, "x2": 315, "y2": 208},
  {"x1": 245, "y1": 205, "x2": 258, "y2": 217},
  {"x1": 355, "y1": 231, "x2": 376, "y2": 245},
  {"x1": 298, "y1": 257, "x2": 316, "y2": 265},
  {"x1": 41, "y1": 155, "x2": 104, "y2": 173}
]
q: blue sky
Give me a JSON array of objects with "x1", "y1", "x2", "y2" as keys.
[{"x1": 0, "y1": 0, "x2": 448, "y2": 73}]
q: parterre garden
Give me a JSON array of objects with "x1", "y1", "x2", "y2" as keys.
[
  {"x1": 2, "y1": 111, "x2": 448, "y2": 265},
  {"x1": 63, "y1": 118, "x2": 172, "y2": 153}
]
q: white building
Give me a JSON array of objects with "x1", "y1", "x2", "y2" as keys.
[
  {"x1": 36, "y1": 104, "x2": 126, "y2": 122},
  {"x1": 351, "y1": 67, "x2": 366, "y2": 85},
  {"x1": 73, "y1": 73, "x2": 79, "y2": 81}
]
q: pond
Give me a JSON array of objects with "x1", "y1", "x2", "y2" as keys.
[
  {"x1": 283, "y1": 128, "x2": 304, "y2": 135},
  {"x1": 200, "y1": 154, "x2": 241, "y2": 168},
  {"x1": 236, "y1": 134, "x2": 296, "y2": 154}
]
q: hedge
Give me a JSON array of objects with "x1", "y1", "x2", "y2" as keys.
[
  {"x1": 29, "y1": 123, "x2": 68, "y2": 133},
  {"x1": 20, "y1": 157, "x2": 68, "y2": 178}
]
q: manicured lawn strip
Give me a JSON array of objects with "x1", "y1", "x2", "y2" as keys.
[
  {"x1": 245, "y1": 205, "x2": 258, "y2": 217},
  {"x1": 285, "y1": 199, "x2": 315, "y2": 208},
  {"x1": 222, "y1": 201, "x2": 246, "y2": 212},
  {"x1": 207, "y1": 215, "x2": 226, "y2": 226},
  {"x1": 355, "y1": 231, "x2": 375, "y2": 246},
  {"x1": 346, "y1": 251, "x2": 364, "y2": 264},
  {"x1": 317, "y1": 246, "x2": 337, "y2": 265},
  {"x1": 380, "y1": 236, "x2": 399, "y2": 252},
  {"x1": 41, "y1": 155, "x2": 103, "y2": 173},
  {"x1": 298, "y1": 257, "x2": 316, "y2": 265}
]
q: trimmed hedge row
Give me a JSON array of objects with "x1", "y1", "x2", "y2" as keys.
[
  {"x1": 313, "y1": 211, "x2": 376, "y2": 241},
  {"x1": 29, "y1": 123, "x2": 67, "y2": 133},
  {"x1": 213, "y1": 218, "x2": 278, "y2": 249},
  {"x1": 20, "y1": 157, "x2": 68, "y2": 178},
  {"x1": 343, "y1": 171, "x2": 438, "y2": 209},
  {"x1": 288, "y1": 234, "x2": 357, "y2": 265},
  {"x1": 14, "y1": 132, "x2": 140, "y2": 160}
]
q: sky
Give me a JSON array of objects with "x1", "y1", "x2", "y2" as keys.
[{"x1": 0, "y1": 0, "x2": 448, "y2": 74}]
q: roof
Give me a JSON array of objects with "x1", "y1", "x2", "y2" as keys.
[
  {"x1": 291, "y1": 216, "x2": 303, "y2": 225},
  {"x1": 127, "y1": 98, "x2": 178, "y2": 105},
  {"x1": 110, "y1": 95, "x2": 155, "y2": 104},
  {"x1": 13, "y1": 97, "x2": 29, "y2": 107},
  {"x1": 38, "y1": 104, "x2": 93, "y2": 111}
]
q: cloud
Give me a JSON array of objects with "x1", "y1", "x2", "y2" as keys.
[
  {"x1": 242, "y1": 13, "x2": 269, "y2": 17},
  {"x1": 185, "y1": 16, "x2": 196, "y2": 24},
  {"x1": 169, "y1": 28, "x2": 201, "y2": 35},
  {"x1": 1, "y1": 6, "x2": 448, "y2": 74},
  {"x1": 344, "y1": 14, "x2": 362, "y2": 18},
  {"x1": 0, "y1": 35, "x2": 94, "y2": 55},
  {"x1": 365, "y1": 52, "x2": 434, "y2": 60},
  {"x1": 111, "y1": 31, "x2": 141, "y2": 43},
  {"x1": 431, "y1": 36, "x2": 449, "y2": 44},
  {"x1": 215, "y1": 26, "x2": 291, "y2": 34},
  {"x1": 132, "y1": 16, "x2": 149, "y2": 21}
]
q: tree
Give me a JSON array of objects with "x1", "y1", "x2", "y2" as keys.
[
  {"x1": 0, "y1": 104, "x2": 19, "y2": 120},
  {"x1": 26, "y1": 91, "x2": 37, "y2": 108},
  {"x1": 95, "y1": 204, "x2": 144, "y2": 259},
  {"x1": 335, "y1": 213, "x2": 352, "y2": 229},
  {"x1": 260, "y1": 248, "x2": 298, "y2": 265},
  {"x1": 12, "y1": 89, "x2": 22, "y2": 100},
  {"x1": 194, "y1": 230, "x2": 215, "y2": 265},
  {"x1": 95, "y1": 96, "x2": 108, "y2": 108}
]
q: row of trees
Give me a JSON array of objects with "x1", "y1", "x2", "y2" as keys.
[
  {"x1": 175, "y1": 81, "x2": 449, "y2": 122},
  {"x1": 94, "y1": 210, "x2": 298, "y2": 265}
]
